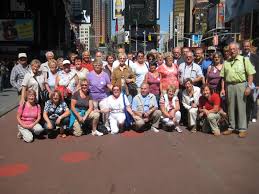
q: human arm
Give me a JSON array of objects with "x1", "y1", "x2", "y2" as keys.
[
  {"x1": 71, "y1": 98, "x2": 84, "y2": 123},
  {"x1": 56, "y1": 107, "x2": 70, "y2": 125},
  {"x1": 10, "y1": 68, "x2": 19, "y2": 90},
  {"x1": 20, "y1": 86, "x2": 27, "y2": 105},
  {"x1": 82, "y1": 99, "x2": 94, "y2": 121},
  {"x1": 43, "y1": 111, "x2": 53, "y2": 129}
]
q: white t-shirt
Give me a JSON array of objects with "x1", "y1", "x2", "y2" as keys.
[
  {"x1": 75, "y1": 67, "x2": 89, "y2": 80},
  {"x1": 131, "y1": 63, "x2": 149, "y2": 87},
  {"x1": 107, "y1": 93, "x2": 129, "y2": 115}
]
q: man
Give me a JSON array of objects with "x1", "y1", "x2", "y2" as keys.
[
  {"x1": 242, "y1": 40, "x2": 259, "y2": 123},
  {"x1": 194, "y1": 48, "x2": 212, "y2": 76},
  {"x1": 131, "y1": 83, "x2": 162, "y2": 132},
  {"x1": 220, "y1": 42, "x2": 256, "y2": 138},
  {"x1": 10, "y1": 53, "x2": 30, "y2": 96},
  {"x1": 178, "y1": 51, "x2": 204, "y2": 88},
  {"x1": 40, "y1": 51, "x2": 54, "y2": 72},
  {"x1": 172, "y1": 47, "x2": 184, "y2": 65},
  {"x1": 95, "y1": 51, "x2": 108, "y2": 66},
  {"x1": 111, "y1": 53, "x2": 136, "y2": 98},
  {"x1": 81, "y1": 50, "x2": 93, "y2": 72}
]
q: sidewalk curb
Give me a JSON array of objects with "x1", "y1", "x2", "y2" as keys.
[{"x1": 0, "y1": 102, "x2": 19, "y2": 118}]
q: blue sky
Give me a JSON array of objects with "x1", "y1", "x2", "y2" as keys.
[
  {"x1": 111, "y1": 0, "x2": 172, "y2": 35},
  {"x1": 158, "y1": 0, "x2": 172, "y2": 33}
]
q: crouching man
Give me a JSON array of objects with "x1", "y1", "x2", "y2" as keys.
[{"x1": 131, "y1": 83, "x2": 162, "y2": 132}]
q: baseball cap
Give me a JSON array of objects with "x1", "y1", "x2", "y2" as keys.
[
  {"x1": 18, "y1": 53, "x2": 27, "y2": 58},
  {"x1": 62, "y1": 60, "x2": 71, "y2": 65},
  {"x1": 207, "y1": 46, "x2": 216, "y2": 51}
]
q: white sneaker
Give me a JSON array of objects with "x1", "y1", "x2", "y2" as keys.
[
  {"x1": 252, "y1": 118, "x2": 257, "y2": 123},
  {"x1": 151, "y1": 126, "x2": 159, "y2": 133},
  {"x1": 175, "y1": 126, "x2": 183, "y2": 133},
  {"x1": 17, "y1": 131, "x2": 22, "y2": 139},
  {"x1": 106, "y1": 126, "x2": 111, "y2": 132},
  {"x1": 91, "y1": 130, "x2": 104, "y2": 136}
]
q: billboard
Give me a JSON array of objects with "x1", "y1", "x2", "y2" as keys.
[
  {"x1": 0, "y1": 19, "x2": 34, "y2": 41},
  {"x1": 112, "y1": 0, "x2": 125, "y2": 20}
]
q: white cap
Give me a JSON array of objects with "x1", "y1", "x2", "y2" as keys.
[
  {"x1": 62, "y1": 60, "x2": 71, "y2": 65},
  {"x1": 207, "y1": 46, "x2": 216, "y2": 51},
  {"x1": 18, "y1": 53, "x2": 27, "y2": 58}
]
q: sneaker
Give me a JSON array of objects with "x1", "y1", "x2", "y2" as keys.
[
  {"x1": 252, "y1": 118, "x2": 257, "y2": 123},
  {"x1": 151, "y1": 126, "x2": 159, "y2": 133},
  {"x1": 17, "y1": 131, "x2": 22, "y2": 139},
  {"x1": 175, "y1": 126, "x2": 183, "y2": 133},
  {"x1": 106, "y1": 126, "x2": 111, "y2": 132},
  {"x1": 238, "y1": 131, "x2": 247, "y2": 138},
  {"x1": 91, "y1": 130, "x2": 104, "y2": 136}
]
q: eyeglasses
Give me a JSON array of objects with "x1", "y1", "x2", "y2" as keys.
[
  {"x1": 119, "y1": 58, "x2": 126, "y2": 60},
  {"x1": 81, "y1": 84, "x2": 88, "y2": 86},
  {"x1": 138, "y1": 55, "x2": 144, "y2": 58}
]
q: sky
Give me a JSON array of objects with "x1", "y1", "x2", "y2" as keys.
[{"x1": 111, "y1": 0, "x2": 172, "y2": 35}]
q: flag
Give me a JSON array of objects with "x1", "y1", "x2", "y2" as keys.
[{"x1": 115, "y1": 18, "x2": 118, "y2": 32}]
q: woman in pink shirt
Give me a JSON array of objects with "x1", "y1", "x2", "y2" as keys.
[
  {"x1": 157, "y1": 54, "x2": 179, "y2": 94},
  {"x1": 17, "y1": 89, "x2": 44, "y2": 143}
]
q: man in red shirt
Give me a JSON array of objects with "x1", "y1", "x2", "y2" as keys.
[
  {"x1": 81, "y1": 50, "x2": 94, "y2": 72},
  {"x1": 198, "y1": 84, "x2": 221, "y2": 136}
]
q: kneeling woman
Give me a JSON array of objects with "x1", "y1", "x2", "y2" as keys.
[
  {"x1": 17, "y1": 89, "x2": 44, "y2": 143},
  {"x1": 70, "y1": 79, "x2": 103, "y2": 136},
  {"x1": 160, "y1": 85, "x2": 182, "y2": 132},
  {"x1": 105, "y1": 85, "x2": 135, "y2": 134},
  {"x1": 198, "y1": 84, "x2": 221, "y2": 136},
  {"x1": 43, "y1": 90, "x2": 70, "y2": 138}
]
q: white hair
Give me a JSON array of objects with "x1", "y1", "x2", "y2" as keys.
[
  {"x1": 45, "y1": 51, "x2": 54, "y2": 58},
  {"x1": 229, "y1": 42, "x2": 240, "y2": 49}
]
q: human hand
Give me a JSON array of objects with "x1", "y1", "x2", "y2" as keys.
[{"x1": 244, "y1": 87, "x2": 251, "y2": 96}]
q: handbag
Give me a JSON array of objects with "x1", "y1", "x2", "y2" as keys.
[
  {"x1": 56, "y1": 85, "x2": 72, "y2": 99},
  {"x1": 123, "y1": 94, "x2": 134, "y2": 128},
  {"x1": 127, "y1": 82, "x2": 138, "y2": 97},
  {"x1": 33, "y1": 76, "x2": 49, "y2": 103}
]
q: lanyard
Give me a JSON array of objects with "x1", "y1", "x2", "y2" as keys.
[{"x1": 183, "y1": 63, "x2": 194, "y2": 80}]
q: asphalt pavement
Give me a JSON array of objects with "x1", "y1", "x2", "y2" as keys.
[{"x1": 0, "y1": 105, "x2": 259, "y2": 194}]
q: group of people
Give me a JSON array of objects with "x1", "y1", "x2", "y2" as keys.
[{"x1": 11, "y1": 40, "x2": 258, "y2": 143}]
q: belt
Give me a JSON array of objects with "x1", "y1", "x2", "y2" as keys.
[{"x1": 226, "y1": 81, "x2": 245, "y2": 85}]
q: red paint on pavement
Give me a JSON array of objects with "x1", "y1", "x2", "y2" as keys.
[
  {"x1": 60, "y1": 152, "x2": 91, "y2": 163},
  {"x1": 121, "y1": 130, "x2": 144, "y2": 137},
  {"x1": 0, "y1": 163, "x2": 29, "y2": 177}
]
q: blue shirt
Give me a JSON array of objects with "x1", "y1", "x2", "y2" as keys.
[{"x1": 132, "y1": 94, "x2": 158, "y2": 112}]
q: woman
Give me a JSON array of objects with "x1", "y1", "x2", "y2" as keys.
[
  {"x1": 111, "y1": 52, "x2": 136, "y2": 99},
  {"x1": 55, "y1": 60, "x2": 79, "y2": 105},
  {"x1": 20, "y1": 59, "x2": 48, "y2": 105},
  {"x1": 206, "y1": 52, "x2": 224, "y2": 93},
  {"x1": 104, "y1": 85, "x2": 135, "y2": 134},
  {"x1": 198, "y1": 84, "x2": 221, "y2": 136},
  {"x1": 144, "y1": 60, "x2": 160, "y2": 102},
  {"x1": 156, "y1": 53, "x2": 165, "y2": 66},
  {"x1": 157, "y1": 54, "x2": 179, "y2": 94},
  {"x1": 160, "y1": 85, "x2": 182, "y2": 132},
  {"x1": 17, "y1": 89, "x2": 44, "y2": 143},
  {"x1": 74, "y1": 56, "x2": 89, "y2": 81},
  {"x1": 45, "y1": 59, "x2": 59, "y2": 95},
  {"x1": 70, "y1": 79, "x2": 103, "y2": 136},
  {"x1": 182, "y1": 78, "x2": 201, "y2": 132},
  {"x1": 104, "y1": 54, "x2": 115, "y2": 78},
  {"x1": 57, "y1": 57, "x2": 64, "y2": 71},
  {"x1": 43, "y1": 90, "x2": 70, "y2": 138},
  {"x1": 131, "y1": 51, "x2": 149, "y2": 92},
  {"x1": 87, "y1": 59, "x2": 112, "y2": 129}
]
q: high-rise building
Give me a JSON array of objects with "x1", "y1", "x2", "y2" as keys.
[
  {"x1": 92, "y1": 0, "x2": 111, "y2": 48},
  {"x1": 173, "y1": 0, "x2": 185, "y2": 47},
  {"x1": 169, "y1": 11, "x2": 174, "y2": 39},
  {"x1": 71, "y1": 0, "x2": 81, "y2": 16}
]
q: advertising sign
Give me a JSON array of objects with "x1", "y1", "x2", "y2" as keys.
[
  {"x1": 112, "y1": 0, "x2": 125, "y2": 20},
  {"x1": 0, "y1": 19, "x2": 34, "y2": 41}
]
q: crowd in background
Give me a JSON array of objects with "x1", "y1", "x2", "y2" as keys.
[{"x1": 10, "y1": 40, "x2": 258, "y2": 142}]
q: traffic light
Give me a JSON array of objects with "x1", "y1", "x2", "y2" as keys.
[{"x1": 148, "y1": 34, "x2": 152, "y2": 41}]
